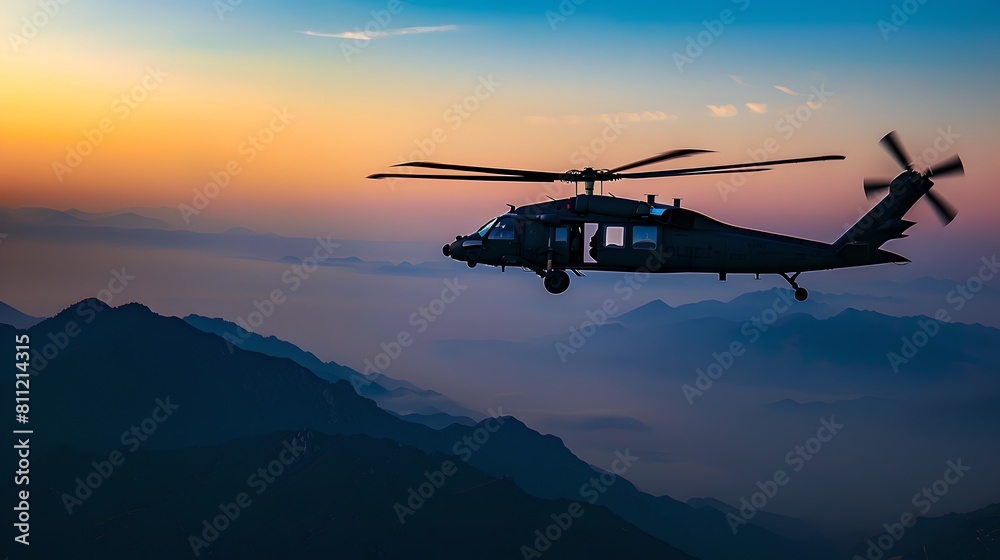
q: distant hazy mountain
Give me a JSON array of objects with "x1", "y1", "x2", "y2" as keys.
[
  {"x1": 0, "y1": 300, "x2": 41, "y2": 328},
  {"x1": 3, "y1": 206, "x2": 172, "y2": 229},
  {"x1": 0, "y1": 205, "x2": 432, "y2": 262},
  {"x1": 24, "y1": 299, "x2": 819, "y2": 559},
  {"x1": 183, "y1": 313, "x2": 484, "y2": 426},
  {"x1": 616, "y1": 287, "x2": 913, "y2": 327},
  {"x1": 688, "y1": 496, "x2": 827, "y2": 544},
  {"x1": 450, "y1": 300, "x2": 1000, "y2": 394},
  {"x1": 388, "y1": 410, "x2": 478, "y2": 428}
]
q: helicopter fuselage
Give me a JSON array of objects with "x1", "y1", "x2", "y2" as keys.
[{"x1": 444, "y1": 193, "x2": 907, "y2": 296}]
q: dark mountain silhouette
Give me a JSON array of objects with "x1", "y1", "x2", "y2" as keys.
[
  {"x1": 849, "y1": 502, "x2": 1000, "y2": 559},
  {"x1": 24, "y1": 298, "x2": 820, "y2": 559},
  {"x1": 31, "y1": 431, "x2": 691, "y2": 559}
]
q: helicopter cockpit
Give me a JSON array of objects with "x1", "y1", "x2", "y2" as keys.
[
  {"x1": 487, "y1": 217, "x2": 516, "y2": 240},
  {"x1": 475, "y1": 218, "x2": 497, "y2": 237}
]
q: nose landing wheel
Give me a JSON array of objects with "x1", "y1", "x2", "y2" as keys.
[{"x1": 543, "y1": 270, "x2": 570, "y2": 294}]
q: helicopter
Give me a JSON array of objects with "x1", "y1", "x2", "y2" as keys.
[{"x1": 368, "y1": 132, "x2": 964, "y2": 298}]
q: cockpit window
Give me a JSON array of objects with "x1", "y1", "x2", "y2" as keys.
[
  {"x1": 476, "y1": 218, "x2": 497, "y2": 237},
  {"x1": 488, "y1": 217, "x2": 517, "y2": 240}
]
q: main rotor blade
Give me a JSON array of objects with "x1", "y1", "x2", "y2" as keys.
[
  {"x1": 616, "y1": 168, "x2": 773, "y2": 180},
  {"x1": 367, "y1": 172, "x2": 556, "y2": 182},
  {"x1": 864, "y1": 178, "x2": 893, "y2": 198},
  {"x1": 924, "y1": 189, "x2": 957, "y2": 225},
  {"x1": 391, "y1": 161, "x2": 559, "y2": 181},
  {"x1": 609, "y1": 149, "x2": 714, "y2": 174},
  {"x1": 879, "y1": 131, "x2": 913, "y2": 171},
  {"x1": 926, "y1": 155, "x2": 964, "y2": 178},
  {"x1": 616, "y1": 155, "x2": 844, "y2": 180}
]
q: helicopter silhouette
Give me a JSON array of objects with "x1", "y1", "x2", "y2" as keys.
[{"x1": 369, "y1": 132, "x2": 963, "y2": 297}]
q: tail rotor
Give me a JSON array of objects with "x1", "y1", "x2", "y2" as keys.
[{"x1": 863, "y1": 131, "x2": 964, "y2": 225}]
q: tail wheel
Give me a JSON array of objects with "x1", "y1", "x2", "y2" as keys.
[
  {"x1": 794, "y1": 287, "x2": 808, "y2": 301},
  {"x1": 543, "y1": 270, "x2": 570, "y2": 294}
]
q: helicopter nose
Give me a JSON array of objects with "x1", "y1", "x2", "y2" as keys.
[{"x1": 445, "y1": 238, "x2": 465, "y2": 261}]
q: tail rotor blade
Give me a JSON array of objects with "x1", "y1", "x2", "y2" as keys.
[
  {"x1": 924, "y1": 189, "x2": 957, "y2": 225},
  {"x1": 926, "y1": 155, "x2": 964, "y2": 178},
  {"x1": 880, "y1": 131, "x2": 913, "y2": 171}
]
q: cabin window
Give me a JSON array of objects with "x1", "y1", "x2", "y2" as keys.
[
  {"x1": 554, "y1": 227, "x2": 568, "y2": 245},
  {"x1": 605, "y1": 226, "x2": 625, "y2": 248},
  {"x1": 632, "y1": 225, "x2": 657, "y2": 250},
  {"x1": 488, "y1": 217, "x2": 516, "y2": 240}
]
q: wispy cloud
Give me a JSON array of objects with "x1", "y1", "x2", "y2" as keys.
[
  {"x1": 745, "y1": 103, "x2": 768, "y2": 114},
  {"x1": 526, "y1": 111, "x2": 677, "y2": 125},
  {"x1": 299, "y1": 25, "x2": 457, "y2": 41},
  {"x1": 602, "y1": 111, "x2": 678, "y2": 123},
  {"x1": 729, "y1": 74, "x2": 748, "y2": 86},
  {"x1": 543, "y1": 411, "x2": 653, "y2": 433},
  {"x1": 774, "y1": 85, "x2": 803, "y2": 96},
  {"x1": 526, "y1": 115, "x2": 558, "y2": 125},
  {"x1": 706, "y1": 104, "x2": 737, "y2": 117}
]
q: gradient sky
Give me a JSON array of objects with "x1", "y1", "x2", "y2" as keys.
[
  {"x1": 3, "y1": 3, "x2": 1000, "y2": 534},
  {"x1": 2, "y1": 0, "x2": 999, "y2": 244}
]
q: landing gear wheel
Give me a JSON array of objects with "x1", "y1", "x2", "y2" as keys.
[
  {"x1": 543, "y1": 270, "x2": 570, "y2": 294},
  {"x1": 779, "y1": 272, "x2": 807, "y2": 301}
]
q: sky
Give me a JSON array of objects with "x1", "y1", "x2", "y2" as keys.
[
  {"x1": 2, "y1": 2, "x2": 1000, "y2": 537},
  {"x1": 2, "y1": 0, "x2": 1000, "y2": 246}
]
